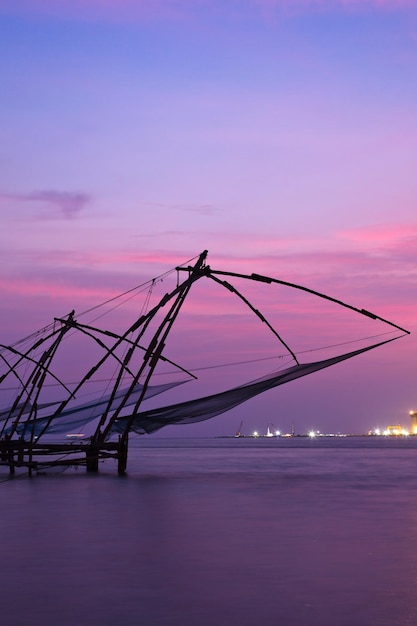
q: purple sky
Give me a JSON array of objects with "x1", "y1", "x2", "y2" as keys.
[{"x1": 1, "y1": 0, "x2": 416, "y2": 436}]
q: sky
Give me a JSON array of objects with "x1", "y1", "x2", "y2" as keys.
[{"x1": 0, "y1": 0, "x2": 416, "y2": 437}]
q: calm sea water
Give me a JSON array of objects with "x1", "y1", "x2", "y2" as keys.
[{"x1": 1, "y1": 436, "x2": 417, "y2": 626}]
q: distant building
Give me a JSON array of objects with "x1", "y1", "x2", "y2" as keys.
[
  {"x1": 386, "y1": 424, "x2": 403, "y2": 435},
  {"x1": 410, "y1": 411, "x2": 417, "y2": 434}
]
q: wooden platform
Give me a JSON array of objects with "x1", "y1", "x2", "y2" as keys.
[{"x1": 0, "y1": 438, "x2": 128, "y2": 475}]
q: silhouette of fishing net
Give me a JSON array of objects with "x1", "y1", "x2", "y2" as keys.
[
  {"x1": 110, "y1": 339, "x2": 395, "y2": 435},
  {"x1": 1, "y1": 380, "x2": 187, "y2": 437}
]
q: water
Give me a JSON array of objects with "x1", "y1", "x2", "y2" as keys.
[{"x1": 1, "y1": 436, "x2": 417, "y2": 626}]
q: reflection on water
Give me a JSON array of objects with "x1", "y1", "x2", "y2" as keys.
[{"x1": 1, "y1": 437, "x2": 417, "y2": 625}]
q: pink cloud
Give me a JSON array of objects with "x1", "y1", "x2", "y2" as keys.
[
  {"x1": 2, "y1": 231, "x2": 414, "y2": 337},
  {"x1": 0, "y1": 275, "x2": 112, "y2": 304},
  {"x1": 338, "y1": 223, "x2": 417, "y2": 247},
  {"x1": 1, "y1": 221, "x2": 415, "y2": 353}
]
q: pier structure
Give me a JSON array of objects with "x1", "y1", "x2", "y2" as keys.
[{"x1": 0, "y1": 438, "x2": 126, "y2": 476}]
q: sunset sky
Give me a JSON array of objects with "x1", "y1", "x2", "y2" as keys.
[{"x1": 1, "y1": 0, "x2": 416, "y2": 436}]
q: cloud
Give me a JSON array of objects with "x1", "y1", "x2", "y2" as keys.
[
  {"x1": 25, "y1": 190, "x2": 91, "y2": 219},
  {"x1": 0, "y1": 190, "x2": 91, "y2": 220},
  {"x1": 177, "y1": 204, "x2": 220, "y2": 216},
  {"x1": 338, "y1": 223, "x2": 417, "y2": 248},
  {"x1": 2, "y1": 221, "x2": 416, "y2": 313},
  {"x1": 144, "y1": 202, "x2": 220, "y2": 216}
]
